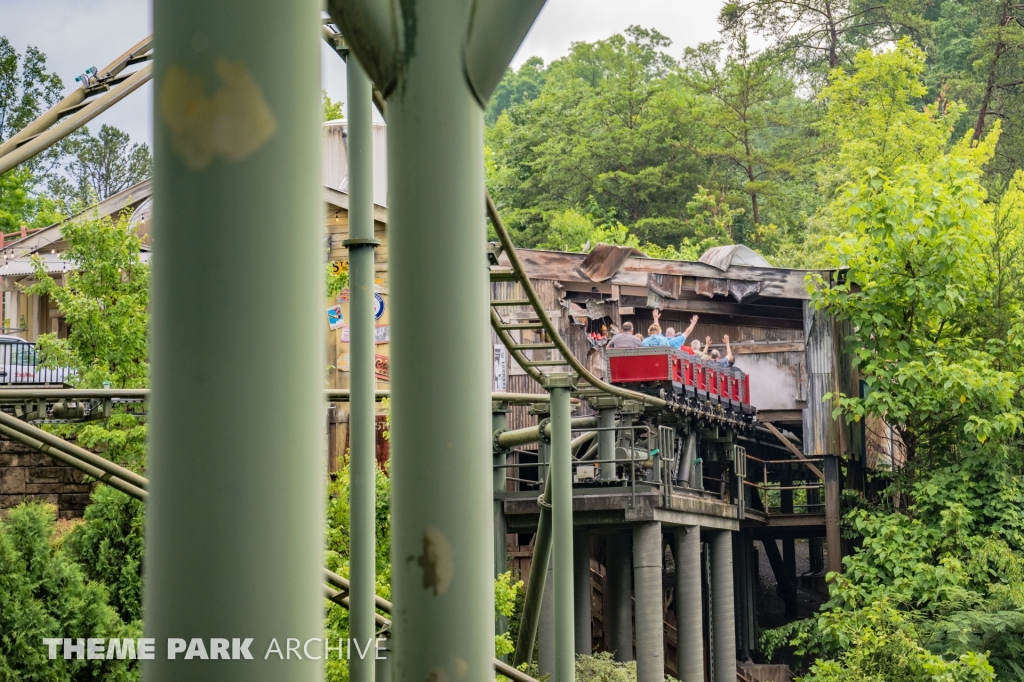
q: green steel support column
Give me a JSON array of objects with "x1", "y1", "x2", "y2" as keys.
[
  {"x1": 573, "y1": 528, "x2": 592, "y2": 654},
  {"x1": 493, "y1": 403, "x2": 509, "y2": 656},
  {"x1": 711, "y1": 531, "x2": 737, "y2": 682},
  {"x1": 538, "y1": 559, "x2": 555, "y2": 677},
  {"x1": 633, "y1": 521, "x2": 665, "y2": 682},
  {"x1": 547, "y1": 375, "x2": 577, "y2": 682},
  {"x1": 597, "y1": 407, "x2": 616, "y2": 481},
  {"x1": 606, "y1": 532, "x2": 634, "y2": 662},
  {"x1": 675, "y1": 527, "x2": 704, "y2": 682},
  {"x1": 345, "y1": 53, "x2": 378, "y2": 682},
  {"x1": 514, "y1": 442, "x2": 552, "y2": 667},
  {"x1": 148, "y1": 0, "x2": 322, "y2": 679},
  {"x1": 326, "y1": 3, "x2": 546, "y2": 680}
]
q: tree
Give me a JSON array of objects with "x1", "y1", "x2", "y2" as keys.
[
  {"x1": 49, "y1": 125, "x2": 152, "y2": 210},
  {"x1": 0, "y1": 37, "x2": 66, "y2": 231},
  {"x1": 323, "y1": 90, "x2": 344, "y2": 121},
  {"x1": 0, "y1": 502, "x2": 140, "y2": 681},
  {"x1": 718, "y1": 0, "x2": 928, "y2": 77},
  {"x1": 486, "y1": 26, "x2": 706, "y2": 248},
  {"x1": 921, "y1": 0, "x2": 1024, "y2": 179},
  {"x1": 27, "y1": 211, "x2": 149, "y2": 389},
  {"x1": 485, "y1": 56, "x2": 547, "y2": 126},
  {"x1": 760, "y1": 42, "x2": 1024, "y2": 679},
  {"x1": 683, "y1": 34, "x2": 819, "y2": 247},
  {"x1": 65, "y1": 486, "x2": 145, "y2": 624}
]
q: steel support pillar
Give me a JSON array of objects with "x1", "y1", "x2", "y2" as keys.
[
  {"x1": 493, "y1": 403, "x2": 509, "y2": 657},
  {"x1": 606, "y1": 532, "x2": 634, "y2": 662},
  {"x1": 633, "y1": 521, "x2": 664, "y2": 682},
  {"x1": 514, "y1": 442, "x2": 552, "y2": 666},
  {"x1": 597, "y1": 407, "x2": 616, "y2": 481},
  {"x1": 548, "y1": 377, "x2": 576, "y2": 682},
  {"x1": 345, "y1": 53, "x2": 378, "y2": 682},
  {"x1": 538, "y1": 559, "x2": 555, "y2": 676},
  {"x1": 675, "y1": 527, "x2": 703, "y2": 682},
  {"x1": 326, "y1": 2, "x2": 547, "y2": 678},
  {"x1": 147, "y1": 0, "x2": 323, "y2": 678},
  {"x1": 711, "y1": 531, "x2": 736, "y2": 682},
  {"x1": 825, "y1": 455, "x2": 843, "y2": 575},
  {"x1": 573, "y1": 528, "x2": 592, "y2": 655}
]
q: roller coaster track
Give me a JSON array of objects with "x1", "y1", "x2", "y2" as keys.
[
  {"x1": 485, "y1": 195, "x2": 666, "y2": 408},
  {"x1": 0, "y1": 27, "x2": 667, "y2": 681}
]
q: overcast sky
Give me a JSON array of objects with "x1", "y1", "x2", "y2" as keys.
[{"x1": 3, "y1": 0, "x2": 725, "y2": 148}]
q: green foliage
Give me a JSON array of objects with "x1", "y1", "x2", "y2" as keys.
[
  {"x1": 810, "y1": 126, "x2": 1022, "y2": 454},
  {"x1": 762, "y1": 37, "x2": 1024, "y2": 681},
  {"x1": 718, "y1": 0, "x2": 929, "y2": 77},
  {"x1": 534, "y1": 209, "x2": 638, "y2": 253},
  {"x1": 486, "y1": 56, "x2": 547, "y2": 126},
  {"x1": 683, "y1": 33, "x2": 819, "y2": 245},
  {"x1": 522, "y1": 652, "x2": 650, "y2": 682},
  {"x1": 323, "y1": 90, "x2": 344, "y2": 122},
  {"x1": 783, "y1": 602, "x2": 995, "y2": 682},
  {"x1": 494, "y1": 571, "x2": 523, "y2": 658},
  {"x1": 48, "y1": 125, "x2": 152, "y2": 211},
  {"x1": 0, "y1": 163, "x2": 62, "y2": 233},
  {"x1": 65, "y1": 486, "x2": 145, "y2": 624},
  {"x1": 27, "y1": 211, "x2": 149, "y2": 389},
  {"x1": 486, "y1": 27, "x2": 706, "y2": 249},
  {"x1": 0, "y1": 37, "x2": 68, "y2": 232},
  {"x1": 817, "y1": 39, "x2": 965, "y2": 193},
  {"x1": 0, "y1": 502, "x2": 139, "y2": 681}
]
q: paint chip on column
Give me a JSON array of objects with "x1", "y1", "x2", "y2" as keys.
[{"x1": 159, "y1": 58, "x2": 276, "y2": 170}]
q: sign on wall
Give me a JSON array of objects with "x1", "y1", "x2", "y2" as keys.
[
  {"x1": 374, "y1": 354, "x2": 390, "y2": 381},
  {"x1": 340, "y1": 324, "x2": 390, "y2": 344},
  {"x1": 493, "y1": 344, "x2": 508, "y2": 392},
  {"x1": 373, "y1": 293, "x2": 385, "y2": 320},
  {"x1": 327, "y1": 305, "x2": 344, "y2": 330}
]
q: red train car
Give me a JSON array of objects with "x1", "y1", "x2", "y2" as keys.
[{"x1": 607, "y1": 346, "x2": 753, "y2": 416}]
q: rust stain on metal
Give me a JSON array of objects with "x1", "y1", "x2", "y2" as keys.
[{"x1": 417, "y1": 524, "x2": 454, "y2": 596}]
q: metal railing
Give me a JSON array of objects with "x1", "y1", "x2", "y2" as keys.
[{"x1": 0, "y1": 341, "x2": 71, "y2": 385}]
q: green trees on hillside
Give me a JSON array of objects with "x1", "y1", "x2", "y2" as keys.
[{"x1": 745, "y1": 34, "x2": 1024, "y2": 680}]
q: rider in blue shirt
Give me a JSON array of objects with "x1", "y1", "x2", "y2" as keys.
[
  {"x1": 640, "y1": 323, "x2": 670, "y2": 346},
  {"x1": 665, "y1": 313, "x2": 700, "y2": 350}
]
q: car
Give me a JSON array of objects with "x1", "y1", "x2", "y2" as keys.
[{"x1": 0, "y1": 335, "x2": 74, "y2": 385}]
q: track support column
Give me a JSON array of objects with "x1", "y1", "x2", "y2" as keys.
[
  {"x1": 514, "y1": 440, "x2": 552, "y2": 667},
  {"x1": 546, "y1": 374, "x2": 577, "y2": 682},
  {"x1": 633, "y1": 521, "x2": 664, "y2": 682},
  {"x1": 573, "y1": 528, "x2": 592, "y2": 654},
  {"x1": 147, "y1": 0, "x2": 323, "y2": 679},
  {"x1": 711, "y1": 530, "x2": 736, "y2": 682},
  {"x1": 597, "y1": 405, "x2": 617, "y2": 481},
  {"x1": 675, "y1": 526, "x2": 703, "y2": 682},
  {"x1": 538, "y1": 557, "x2": 556, "y2": 676},
  {"x1": 493, "y1": 402, "x2": 510, "y2": 656},
  {"x1": 345, "y1": 52, "x2": 379, "y2": 682},
  {"x1": 606, "y1": 532, "x2": 634, "y2": 662}
]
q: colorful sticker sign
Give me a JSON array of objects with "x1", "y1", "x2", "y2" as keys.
[
  {"x1": 327, "y1": 305, "x2": 344, "y2": 330},
  {"x1": 340, "y1": 324, "x2": 389, "y2": 344},
  {"x1": 374, "y1": 354, "x2": 390, "y2": 381},
  {"x1": 373, "y1": 293, "x2": 385, "y2": 320}
]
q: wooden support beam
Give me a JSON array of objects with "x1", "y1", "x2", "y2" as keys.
[{"x1": 761, "y1": 422, "x2": 824, "y2": 481}]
